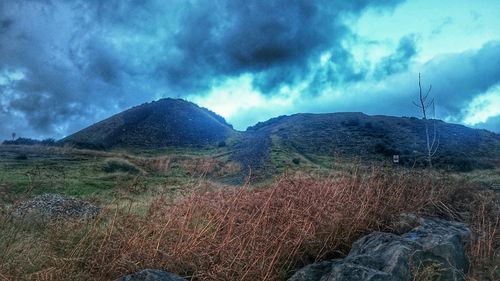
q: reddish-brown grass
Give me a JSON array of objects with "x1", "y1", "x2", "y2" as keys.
[
  {"x1": 82, "y1": 168, "x2": 443, "y2": 280},
  {"x1": 445, "y1": 186, "x2": 500, "y2": 281}
]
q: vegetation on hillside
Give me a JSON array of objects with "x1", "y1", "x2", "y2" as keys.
[{"x1": 2, "y1": 138, "x2": 56, "y2": 146}]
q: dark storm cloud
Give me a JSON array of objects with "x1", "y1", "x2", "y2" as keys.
[
  {"x1": 0, "y1": 1, "x2": 143, "y2": 138},
  {"x1": 0, "y1": 18, "x2": 13, "y2": 33},
  {"x1": 375, "y1": 35, "x2": 418, "y2": 78},
  {"x1": 300, "y1": 46, "x2": 370, "y2": 97},
  {"x1": 158, "y1": 0, "x2": 403, "y2": 93},
  {"x1": 422, "y1": 41, "x2": 500, "y2": 118},
  {"x1": 0, "y1": 0, "x2": 405, "y2": 138}
]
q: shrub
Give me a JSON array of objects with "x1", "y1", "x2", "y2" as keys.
[
  {"x1": 374, "y1": 142, "x2": 400, "y2": 156},
  {"x1": 341, "y1": 118, "x2": 360, "y2": 127},
  {"x1": 292, "y1": 158, "x2": 301, "y2": 165},
  {"x1": 102, "y1": 159, "x2": 141, "y2": 174},
  {"x1": 2, "y1": 137, "x2": 56, "y2": 146},
  {"x1": 68, "y1": 142, "x2": 106, "y2": 150},
  {"x1": 15, "y1": 153, "x2": 28, "y2": 160}
]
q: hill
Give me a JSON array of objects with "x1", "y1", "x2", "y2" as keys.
[
  {"x1": 60, "y1": 98, "x2": 235, "y2": 149},
  {"x1": 58, "y1": 99, "x2": 499, "y2": 174},
  {"x1": 240, "y1": 112, "x2": 500, "y2": 173}
]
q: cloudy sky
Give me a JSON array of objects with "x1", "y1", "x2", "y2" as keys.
[{"x1": 1, "y1": 0, "x2": 499, "y2": 139}]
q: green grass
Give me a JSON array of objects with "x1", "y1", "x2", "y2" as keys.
[
  {"x1": 112, "y1": 145, "x2": 228, "y2": 158},
  {"x1": 268, "y1": 134, "x2": 363, "y2": 176},
  {"x1": 0, "y1": 147, "x2": 168, "y2": 201},
  {"x1": 0, "y1": 145, "x2": 242, "y2": 203},
  {"x1": 0, "y1": 155, "x2": 120, "y2": 199}
]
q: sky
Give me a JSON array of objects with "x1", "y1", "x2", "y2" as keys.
[{"x1": 0, "y1": 0, "x2": 499, "y2": 139}]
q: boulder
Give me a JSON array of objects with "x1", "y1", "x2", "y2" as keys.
[
  {"x1": 288, "y1": 260, "x2": 336, "y2": 281},
  {"x1": 321, "y1": 261, "x2": 399, "y2": 281},
  {"x1": 288, "y1": 217, "x2": 471, "y2": 281},
  {"x1": 114, "y1": 269, "x2": 185, "y2": 281},
  {"x1": 388, "y1": 213, "x2": 420, "y2": 235},
  {"x1": 403, "y1": 217, "x2": 471, "y2": 280},
  {"x1": 346, "y1": 232, "x2": 422, "y2": 279}
]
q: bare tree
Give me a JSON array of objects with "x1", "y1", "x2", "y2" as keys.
[
  {"x1": 11, "y1": 132, "x2": 16, "y2": 141},
  {"x1": 413, "y1": 73, "x2": 439, "y2": 168}
]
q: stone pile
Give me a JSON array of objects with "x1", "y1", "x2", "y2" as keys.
[{"x1": 13, "y1": 193, "x2": 100, "y2": 219}]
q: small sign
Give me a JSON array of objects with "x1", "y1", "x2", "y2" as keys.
[{"x1": 393, "y1": 155, "x2": 399, "y2": 164}]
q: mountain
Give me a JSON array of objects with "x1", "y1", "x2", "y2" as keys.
[
  {"x1": 60, "y1": 98, "x2": 235, "y2": 149},
  {"x1": 240, "y1": 112, "x2": 500, "y2": 173}
]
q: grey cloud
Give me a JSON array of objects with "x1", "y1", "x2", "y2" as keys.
[
  {"x1": 423, "y1": 41, "x2": 500, "y2": 118},
  {"x1": 0, "y1": 18, "x2": 13, "y2": 33},
  {"x1": 375, "y1": 35, "x2": 418, "y2": 78},
  {"x1": 0, "y1": 1, "x2": 140, "y2": 138},
  {"x1": 346, "y1": 41, "x2": 500, "y2": 126},
  {"x1": 430, "y1": 17, "x2": 453, "y2": 36},
  {"x1": 165, "y1": 0, "x2": 402, "y2": 94},
  {"x1": 0, "y1": 0, "x2": 405, "y2": 138},
  {"x1": 472, "y1": 115, "x2": 500, "y2": 133},
  {"x1": 241, "y1": 40, "x2": 500, "y2": 132}
]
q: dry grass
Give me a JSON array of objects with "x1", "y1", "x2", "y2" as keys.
[
  {"x1": 0, "y1": 167, "x2": 497, "y2": 281},
  {"x1": 128, "y1": 156, "x2": 172, "y2": 174},
  {"x1": 86, "y1": 168, "x2": 442, "y2": 280},
  {"x1": 449, "y1": 187, "x2": 500, "y2": 281}
]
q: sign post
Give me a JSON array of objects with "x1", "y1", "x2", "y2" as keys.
[{"x1": 393, "y1": 155, "x2": 399, "y2": 164}]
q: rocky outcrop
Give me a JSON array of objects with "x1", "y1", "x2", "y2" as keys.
[
  {"x1": 12, "y1": 193, "x2": 100, "y2": 219},
  {"x1": 288, "y1": 217, "x2": 471, "y2": 281},
  {"x1": 114, "y1": 269, "x2": 185, "y2": 281}
]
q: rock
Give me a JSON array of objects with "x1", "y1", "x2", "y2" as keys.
[
  {"x1": 288, "y1": 260, "x2": 336, "y2": 281},
  {"x1": 346, "y1": 232, "x2": 421, "y2": 279},
  {"x1": 114, "y1": 269, "x2": 185, "y2": 281},
  {"x1": 288, "y1": 217, "x2": 471, "y2": 281},
  {"x1": 403, "y1": 217, "x2": 472, "y2": 280},
  {"x1": 389, "y1": 213, "x2": 420, "y2": 235},
  {"x1": 321, "y1": 262, "x2": 399, "y2": 281},
  {"x1": 12, "y1": 193, "x2": 100, "y2": 219}
]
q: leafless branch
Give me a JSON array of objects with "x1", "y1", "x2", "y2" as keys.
[{"x1": 413, "y1": 73, "x2": 439, "y2": 168}]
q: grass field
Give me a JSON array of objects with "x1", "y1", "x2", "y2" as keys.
[
  {"x1": 0, "y1": 144, "x2": 499, "y2": 280},
  {"x1": 0, "y1": 145, "x2": 240, "y2": 201}
]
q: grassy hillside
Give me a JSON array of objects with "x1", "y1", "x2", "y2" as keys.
[
  {"x1": 245, "y1": 113, "x2": 500, "y2": 174},
  {"x1": 51, "y1": 99, "x2": 500, "y2": 176},
  {"x1": 60, "y1": 98, "x2": 235, "y2": 149}
]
